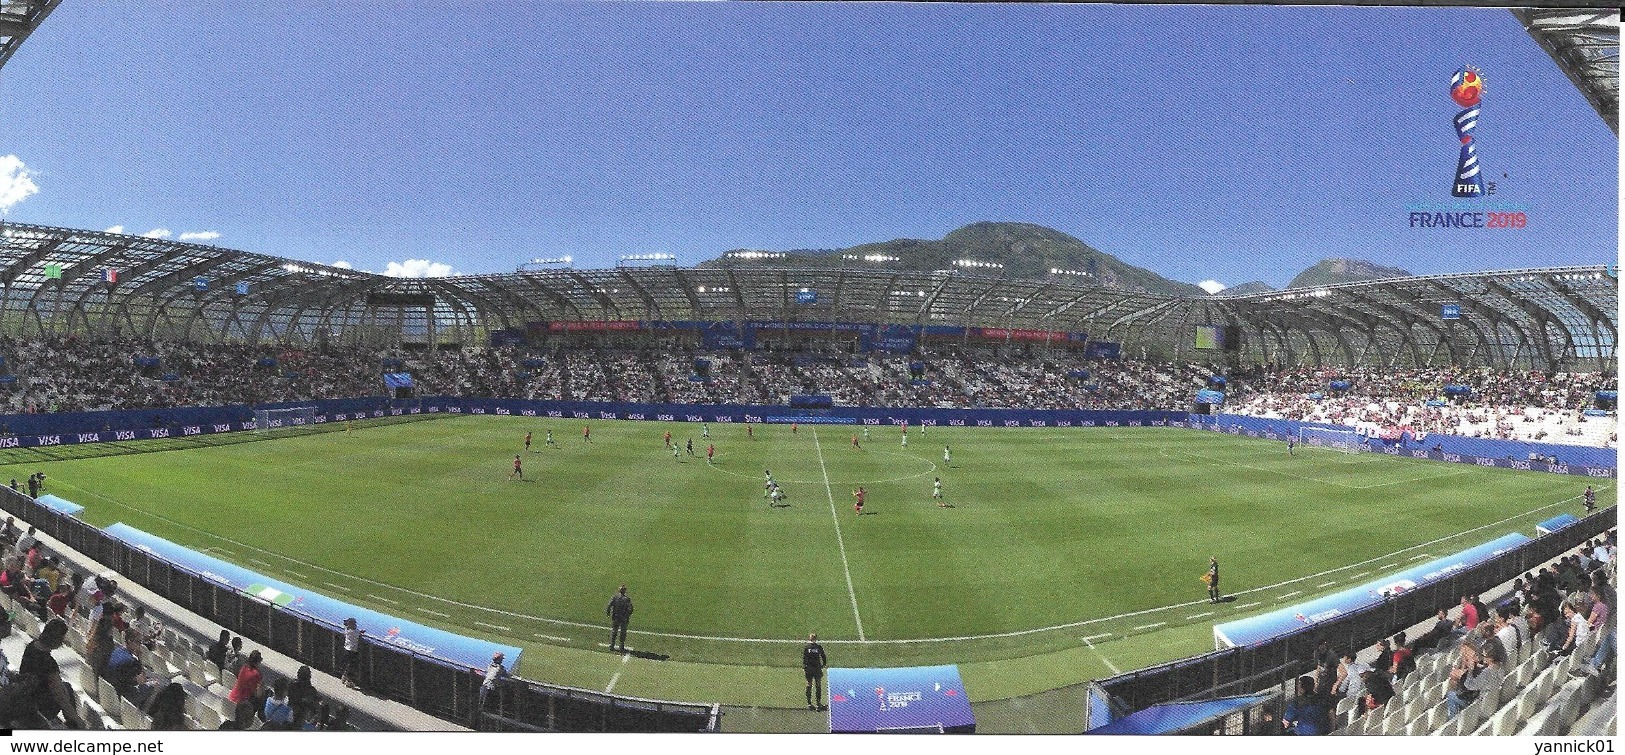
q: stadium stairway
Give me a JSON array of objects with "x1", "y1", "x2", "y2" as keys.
[{"x1": 10, "y1": 516, "x2": 468, "y2": 731}]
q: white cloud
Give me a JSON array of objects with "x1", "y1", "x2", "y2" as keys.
[
  {"x1": 330, "y1": 260, "x2": 353, "y2": 269},
  {"x1": 103, "y1": 225, "x2": 125, "y2": 235},
  {"x1": 0, "y1": 155, "x2": 40, "y2": 212},
  {"x1": 383, "y1": 259, "x2": 455, "y2": 278},
  {"x1": 177, "y1": 231, "x2": 221, "y2": 242},
  {"x1": 141, "y1": 228, "x2": 172, "y2": 239},
  {"x1": 1198, "y1": 279, "x2": 1227, "y2": 294}
]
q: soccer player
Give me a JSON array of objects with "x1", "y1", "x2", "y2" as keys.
[
  {"x1": 545, "y1": 430, "x2": 556, "y2": 447},
  {"x1": 686, "y1": 438, "x2": 694, "y2": 456},
  {"x1": 747, "y1": 424, "x2": 754, "y2": 441},
  {"x1": 664, "y1": 430, "x2": 672, "y2": 449},
  {"x1": 770, "y1": 485, "x2": 785, "y2": 506},
  {"x1": 933, "y1": 477, "x2": 944, "y2": 507},
  {"x1": 943, "y1": 445, "x2": 952, "y2": 465},
  {"x1": 901, "y1": 432, "x2": 908, "y2": 449},
  {"x1": 852, "y1": 487, "x2": 866, "y2": 515},
  {"x1": 919, "y1": 423, "x2": 925, "y2": 437},
  {"x1": 672, "y1": 444, "x2": 681, "y2": 462},
  {"x1": 510, "y1": 455, "x2": 523, "y2": 480},
  {"x1": 346, "y1": 421, "x2": 353, "y2": 435},
  {"x1": 706, "y1": 444, "x2": 715, "y2": 464},
  {"x1": 702, "y1": 422, "x2": 710, "y2": 439},
  {"x1": 862, "y1": 426, "x2": 870, "y2": 440},
  {"x1": 1287, "y1": 434, "x2": 1296, "y2": 457},
  {"x1": 524, "y1": 432, "x2": 532, "y2": 453},
  {"x1": 583, "y1": 425, "x2": 591, "y2": 443},
  {"x1": 803, "y1": 633, "x2": 828, "y2": 711},
  {"x1": 851, "y1": 434, "x2": 861, "y2": 450},
  {"x1": 1585, "y1": 486, "x2": 1597, "y2": 514},
  {"x1": 792, "y1": 422, "x2": 798, "y2": 435}
]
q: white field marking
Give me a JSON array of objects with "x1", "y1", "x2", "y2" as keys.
[
  {"x1": 416, "y1": 608, "x2": 451, "y2": 618},
  {"x1": 43, "y1": 479, "x2": 1591, "y2": 647},
  {"x1": 604, "y1": 652, "x2": 631, "y2": 693},
  {"x1": 1081, "y1": 635, "x2": 1121, "y2": 675},
  {"x1": 533, "y1": 633, "x2": 572, "y2": 643},
  {"x1": 473, "y1": 621, "x2": 511, "y2": 632},
  {"x1": 596, "y1": 643, "x2": 635, "y2": 650},
  {"x1": 1081, "y1": 633, "x2": 1113, "y2": 642},
  {"x1": 705, "y1": 449, "x2": 937, "y2": 487},
  {"x1": 1186, "y1": 611, "x2": 1215, "y2": 620},
  {"x1": 247, "y1": 558, "x2": 272, "y2": 567},
  {"x1": 284, "y1": 570, "x2": 309, "y2": 579},
  {"x1": 205, "y1": 547, "x2": 235, "y2": 556},
  {"x1": 1276, "y1": 591, "x2": 1302, "y2": 600},
  {"x1": 1318, "y1": 582, "x2": 1338, "y2": 588},
  {"x1": 1350, "y1": 572, "x2": 1372, "y2": 579},
  {"x1": 322, "y1": 582, "x2": 351, "y2": 592},
  {"x1": 811, "y1": 428, "x2": 866, "y2": 641},
  {"x1": 1382, "y1": 563, "x2": 1400, "y2": 569},
  {"x1": 1409, "y1": 554, "x2": 1431, "y2": 561},
  {"x1": 1132, "y1": 622, "x2": 1167, "y2": 632},
  {"x1": 366, "y1": 594, "x2": 400, "y2": 605}
]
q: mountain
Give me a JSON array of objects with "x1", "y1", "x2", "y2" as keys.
[
  {"x1": 703, "y1": 222, "x2": 1205, "y2": 296},
  {"x1": 1216, "y1": 281, "x2": 1274, "y2": 296},
  {"x1": 1286, "y1": 258, "x2": 1413, "y2": 289}
]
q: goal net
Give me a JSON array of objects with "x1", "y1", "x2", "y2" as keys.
[
  {"x1": 254, "y1": 406, "x2": 318, "y2": 434},
  {"x1": 1298, "y1": 427, "x2": 1363, "y2": 454}
]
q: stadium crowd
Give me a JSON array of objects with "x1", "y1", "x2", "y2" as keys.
[
  {"x1": 1277, "y1": 530, "x2": 1616, "y2": 735},
  {"x1": 0, "y1": 336, "x2": 1611, "y2": 446}
]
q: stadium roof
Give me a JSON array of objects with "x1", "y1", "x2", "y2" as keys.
[
  {"x1": 1513, "y1": 8, "x2": 1620, "y2": 134},
  {"x1": 0, "y1": 0, "x2": 57, "y2": 74},
  {"x1": 0, "y1": 221, "x2": 1613, "y2": 372}
]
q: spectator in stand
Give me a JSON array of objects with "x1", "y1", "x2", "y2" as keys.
[
  {"x1": 85, "y1": 612, "x2": 116, "y2": 677},
  {"x1": 1282, "y1": 675, "x2": 1331, "y2": 735},
  {"x1": 132, "y1": 606, "x2": 163, "y2": 649},
  {"x1": 1361, "y1": 668, "x2": 1395, "y2": 714},
  {"x1": 1446, "y1": 638, "x2": 1503, "y2": 719},
  {"x1": 206, "y1": 630, "x2": 231, "y2": 673},
  {"x1": 476, "y1": 651, "x2": 508, "y2": 726},
  {"x1": 263, "y1": 678, "x2": 295, "y2": 730},
  {"x1": 1334, "y1": 649, "x2": 1371, "y2": 703},
  {"x1": 1389, "y1": 632, "x2": 1416, "y2": 680},
  {"x1": 1557, "y1": 600, "x2": 1592, "y2": 656},
  {"x1": 224, "y1": 635, "x2": 245, "y2": 673},
  {"x1": 289, "y1": 665, "x2": 320, "y2": 728},
  {"x1": 45, "y1": 582, "x2": 70, "y2": 620},
  {"x1": 227, "y1": 649, "x2": 264, "y2": 722},
  {"x1": 16, "y1": 619, "x2": 85, "y2": 729},
  {"x1": 341, "y1": 617, "x2": 363, "y2": 690},
  {"x1": 1458, "y1": 595, "x2": 1480, "y2": 632},
  {"x1": 144, "y1": 682, "x2": 188, "y2": 731}
]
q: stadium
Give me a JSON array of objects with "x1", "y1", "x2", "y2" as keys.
[{"x1": 0, "y1": 0, "x2": 1617, "y2": 741}]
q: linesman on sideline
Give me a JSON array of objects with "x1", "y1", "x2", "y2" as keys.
[
  {"x1": 1206, "y1": 557, "x2": 1221, "y2": 603},
  {"x1": 803, "y1": 633, "x2": 828, "y2": 711}
]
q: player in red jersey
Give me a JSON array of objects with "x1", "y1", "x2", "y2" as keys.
[
  {"x1": 524, "y1": 432, "x2": 532, "y2": 453},
  {"x1": 851, "y1": 434, "x2": 861, "y2": 450},
  {"x1": 792, "y1": 423, "x2": 798, "y2": 435},
  {"x1": 747, "y1": 424, "x2": 754, "y2": 441},
  {"x1": 664, "y1": 430, "x2": 672, "y2": 449},
  {"x1": 583, "y1": 425, "x2": 590, "y2": 442},
  {"x1": 510, "y1": 455, "x2": 523, "y2": 480},
  {"x1": 852, "y1": 486, "x2": 866, "y2": 515},
  {"x1": 706, "y1": 444, "x2": 715, "y2": 464}
]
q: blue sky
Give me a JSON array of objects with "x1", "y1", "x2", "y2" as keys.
[{"x1": 0, "y1": 2, "x2": 1615, "y2": 288}]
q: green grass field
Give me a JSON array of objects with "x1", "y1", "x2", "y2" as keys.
[{"x1": 0, "y1": 415, "x2": 1610, "y2": 712}]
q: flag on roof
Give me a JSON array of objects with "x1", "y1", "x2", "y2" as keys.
[
  {"x1": 103, "y1": 268, "x2": 117, "y2": 285},
  {"x1": 193, "y1": 276, "x2": 208, "y2": 291},
  {"x1": 43, "y1": 264, "x2": 61, "y2": 280}
]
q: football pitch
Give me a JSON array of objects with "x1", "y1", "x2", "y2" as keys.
[{"x1": 0, "y1": 415, "x2": 1610, "y2": 709}]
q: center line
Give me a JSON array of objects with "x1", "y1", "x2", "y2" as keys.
[{"x1": 813, "y1": 428, "x2": 866, "y2": 641}]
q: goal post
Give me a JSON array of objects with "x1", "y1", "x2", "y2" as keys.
[
  {"x1": 1297, "y1": 426, "x2": 1364, "y2": 454},
  {"x1": 254, "y1": 406, "x2": 318, "y2": 434}
]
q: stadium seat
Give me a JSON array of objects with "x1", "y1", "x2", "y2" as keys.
[
  {"x1": 220, "y1": 668, "x2": 236, "y2": 693},
  {"x1": 1458, "y1": 697, "x2": 1485, "y2": 733},
  {"x1": 1432, "y1": 717, "x2": 1461, "y2": 736},
  {"x1": 97, "y1": 678, "x2": 119, "y2": 713},
  {"x1": 1406, "y1": 716, "x2": 1431, "y2": 736},
  {"x1": 120, "y1": 698, "x2": 149, "y2": 730},
  {"x1": 1380, "y1": 711, "x2": 1408, "y2": 735},
  {"x1": 1488, "y1": 704, "x2": 1522, "y2": 736},
  {"x1": 194, "y1": 701, "x2": 222, "y2": 730}
]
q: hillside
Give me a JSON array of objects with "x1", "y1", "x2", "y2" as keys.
[
  {"x1": 703, "y1": 222, "x2": 1205, "y2": 296},
  {"x1": 1286, "y1": 258, "x2": 1413, "y2": 289}
]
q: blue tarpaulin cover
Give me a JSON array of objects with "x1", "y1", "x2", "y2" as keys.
[
  {"x1": 33, "y1": 495, "x2": 84, "y2": 517},
  {"x1": 1213, "y1": 533, "x2": 1531, "y2": 647},
  {"x1": 1537, "y1": 514, "x2": 1580, "y2": 535},
  {"x1": 1087, "y1": 694, "x2": 1272, "y2": 735},
  {"x1": 102, "y1": 523, "x2": 521, "y2": 672}
]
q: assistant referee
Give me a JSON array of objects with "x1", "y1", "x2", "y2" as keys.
[{"x1": 803, "y1": 633, "x2": 828, "y2": 711}]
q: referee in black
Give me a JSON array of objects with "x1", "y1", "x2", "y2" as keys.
[
  {"x1": 803, "y1": 633, "x2": 827, "y2": 711},
  {"x1": 1207, "y1": 557, "x2": 1221, "y2": 603}
]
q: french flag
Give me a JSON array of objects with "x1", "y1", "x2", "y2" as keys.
[{"x1": 103, "y1": 268, "x2": 117, "y2": 285}]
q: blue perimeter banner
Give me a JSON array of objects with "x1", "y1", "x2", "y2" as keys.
[
  {"x1": 828, "y1": 665, "x2": 974, "y2": 733},
  {"x1": 1537, "y1": 514, "x2": 1581, "y2": 534},
  {"x1": 1212, "y1": 532, "x2": 1531, "y2": 648},
  {"x1": 103, "y1": 523, "x2": 522, "y2": 673},
  {"x1": 33, "y1": 494, "x2": 84, "y2": 517}
]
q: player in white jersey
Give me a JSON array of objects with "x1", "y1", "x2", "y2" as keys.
[
  {"x1": 932, "y1": 477, "x2": 944, "y2": 507},
  {"x1": 943, "y1": 445, "x2": 952, "y2": 464}
]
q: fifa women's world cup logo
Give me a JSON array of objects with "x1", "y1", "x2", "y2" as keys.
[{"x1": 1450, "y1": 67, "x2": 1485, "y2": 198}]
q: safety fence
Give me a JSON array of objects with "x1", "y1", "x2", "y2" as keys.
[
  {"x1": 1087, "y1": 507, "x2": 1616, "y2": 728},
  {"x1": 0, "y1": 486, "x2": 721, "y2": 732}
]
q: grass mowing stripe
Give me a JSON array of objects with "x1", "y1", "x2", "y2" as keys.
[{"x1": 811, "y1": 428, "x2": 866, "y2": 641}]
